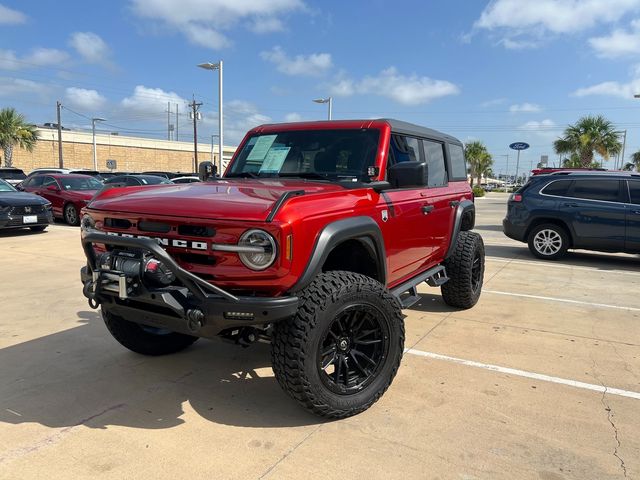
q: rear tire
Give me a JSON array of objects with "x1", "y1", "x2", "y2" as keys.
[
  {"x1": 64, "y1": 203, "x2": 79, "y2": 226},
  {"x1": 441, "y1": 231, "x2": 484, "y2": 309},
  {"x1": 271, "y1": 271, "x2": 404, "y2": 419},
  {"x1": 103, "y1": 310, "x2": 198, "y2": 356},
  {"x1": 29, "y1": 225, "x2": 47, "y2": 232},
  {"x1": 527, "y1": 223, "x2": 569, "y2": 260}
]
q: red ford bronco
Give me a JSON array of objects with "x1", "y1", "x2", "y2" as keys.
[{"x1": 80, "y1": 119, "x2": 484, "y2": 418}]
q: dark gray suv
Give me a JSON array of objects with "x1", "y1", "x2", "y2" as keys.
[{"x1": 503, "y1": 171, "x2": 640, "y2": 259}]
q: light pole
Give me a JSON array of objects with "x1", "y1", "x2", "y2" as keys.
[
  {"x1": 91, "y1": 117, "x2": 106, "y2": 171},
  {"x1": 313, "y1": 97, "x2": 332, "y2": 120},
  {"x1": 211, "y1": 134, "x2": 219, "y2": 163},
  {"x1": 198, "y1": 61, "x2": 223, "y2": 174}
]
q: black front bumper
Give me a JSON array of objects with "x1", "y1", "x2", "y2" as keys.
[
  {"x1": 0, "y1": 211, "x2": 52, "y2": 229},
  {"x1": 80, "y1": 231, "x2": 299, "y2": 338}
]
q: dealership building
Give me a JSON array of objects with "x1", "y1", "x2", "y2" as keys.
[{"x1": 9, "y1": 127, "x2": 237, "y2": 174}]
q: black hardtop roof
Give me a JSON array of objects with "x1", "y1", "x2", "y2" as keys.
[{"x1": 382, "y1": 119, "x2": 463, "y2": 146}]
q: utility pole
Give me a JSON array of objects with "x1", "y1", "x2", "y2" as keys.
[
  {"x1": 189, "y1": 97, "x2": 203, "y2": 172},
  {"x1": 56, "y1": 101, "x2": 63, "y2": 168},
  {"x1": 175, "y1": 103, "x2": 179, "y2": 141},
  {"x1": 620, "y1": 130, "x2": 627, "y2": 170},
  {"x1": 167, "y1": 102, "x2": 171, "y2": 141}
]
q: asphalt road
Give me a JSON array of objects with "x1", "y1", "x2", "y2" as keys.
[{"x1": 0, "y1": 192, "x2": 638, "y2": 479}]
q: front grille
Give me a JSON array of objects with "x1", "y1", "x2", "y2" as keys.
[
  {"x1": 178, "y1": 225, "x2": 215, "y2": 237},
  {"x1": 175, "y1": 253, "x2": 216, "y2": 266},
  {"x1": 7, "y1": 215, "x2": 48, "y2": 226},
  {"x1": 105, "y1": 218, "x2": 132, "y2": 229},
  {"x1": 139, "y1": 221, "x2": 171, "y2": 233},
  {"x1": 11, "y1": 205, "x2": 45, "y2": 215}
]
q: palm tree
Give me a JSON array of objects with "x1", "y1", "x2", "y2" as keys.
[
  {"x1": 465, "y1": 141, "x2": 492, "y2": 187},
  {"x1": 0, "y1": 108, "x2": 38, "y2": 167},
  {"x1": 553, "y1": 115, "x2": 622, "y2": 168},
  {"x1": 625, "y1": 150, "x2": 640, "y2": 172}
]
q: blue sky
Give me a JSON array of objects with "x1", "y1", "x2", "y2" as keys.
[{"x1": 3, "y1": 0, "x2": 640, "y2": 175}]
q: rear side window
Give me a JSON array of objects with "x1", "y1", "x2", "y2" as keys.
[
  {"x1": 569, "y1": 180, "x2": 621, "y2": 202},
  {"x1": 541, "y1": 180, "x2": 572, "y2": 197},
  {"x1": 629, "y1": 181, "x2": 640, "y2": 204},
  {"x1": 422, "y1": 140, "x2": 447, "y2": 187},
  {"x1": 448, "y1": 144, "x2": 467, "y2": 181}
]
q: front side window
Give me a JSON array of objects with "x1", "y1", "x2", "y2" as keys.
[
  {"x1": 229, "y1": 129, "x2": 380, "y2": 182},
  {"x1": 629, "y1": 181, "x2": 640, "y2": 204},
  {"x1": 389, "y1": 135, "x2": 420, "y2": 165},
  {"x1": 0, "y1": 179, "x2": 16, "y2": 192},
  {"x1": 568, "y1": 180, "x2": 621, "y2": 202},
  {"x1": 42, "y1": 176, "x2": 57, "y2": 187},
  {"x1": 423, "y1": 140, "x2": 447, "y2": 187},
  {"x1": 448, "y1": 144, "x2": 467, "y2": 181}
]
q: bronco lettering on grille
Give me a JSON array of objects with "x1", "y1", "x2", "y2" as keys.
[{"x1": 105, "y1": 231, "x2": 209, "y2": 250}]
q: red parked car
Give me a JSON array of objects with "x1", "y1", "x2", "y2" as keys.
[{"x1": 20, "y1": 173, "x2": 102, "y2": 225}]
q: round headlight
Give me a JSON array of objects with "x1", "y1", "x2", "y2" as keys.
[
  {"x1": 238, "y1": 229, "x2": 277, "y2": 270},
  {"x1": 80, "y1": 214, "x2": 95, "y2": 232}
]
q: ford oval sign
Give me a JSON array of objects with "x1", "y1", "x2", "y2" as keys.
[{"x1": 509, "y1": 142, "x2": 530, "y2": 150}]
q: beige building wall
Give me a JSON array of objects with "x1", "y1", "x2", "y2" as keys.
[{"x1": 10, "y1": 128, "x2": 236, "y2": 174}]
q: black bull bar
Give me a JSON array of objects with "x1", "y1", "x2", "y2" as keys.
[{"x1": 80, "y1": 231, "x2": 299, "y2": 337}]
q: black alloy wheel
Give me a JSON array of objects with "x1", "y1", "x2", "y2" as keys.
[{"x1": 318, "y1": 304, "x2": 389, "y2": 395}]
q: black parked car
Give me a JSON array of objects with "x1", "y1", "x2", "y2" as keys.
[
  {"x1": 0, "y1": 178, "x2": 53, "y2": 231},
  {"x1": 0, "y1": 167, "x2": 26, "y2": 187},
  {"x1": 503, "y1": 171, "x2": 640, "y2": 259}
]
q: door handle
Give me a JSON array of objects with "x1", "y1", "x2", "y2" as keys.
[
  {"x1": 422, "y1": 205, "x2": 434, "y2": 215},
  {"x1": 633, "y1": 210, "x2": 640, "y2": 215},
  {"x1": 563, "y1": 202, "x2": 579, "y2": 207},
  {"x1": 449, "y1": 200, "x2": 459, "y2": 208}
]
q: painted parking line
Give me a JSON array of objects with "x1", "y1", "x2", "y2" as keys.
[
  {"x1": 487, "y1": 256, "x2": 640, "y2": 277},
  {"x1": 483, "y1": 290, "x2": 640, "y2": 312},
  {"x1": 405, "y1": 349, "x2": 640, "y2": 401}
]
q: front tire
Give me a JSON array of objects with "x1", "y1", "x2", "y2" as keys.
[
  {"x1": 441, "y1": 231, "x2": 485, "y2": 309},
  {"x1": 103, "y1": 310, "x2": 198, "y2": 356},
  {"x1": 64, "y1": 203, "x2": 79, "y2": 226},
  {"x1": 527, "y1": 223, "x2": 569, "y2": 260},
  {"x1": 271, "y1": 271, "x2": 404, "y2": 419}
]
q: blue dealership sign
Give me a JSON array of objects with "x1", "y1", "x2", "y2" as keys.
[{"x1": 509, "y1": 142, "x2": 530, "y2": 150}]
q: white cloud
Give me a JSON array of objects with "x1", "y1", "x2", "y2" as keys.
[
  {"x1": 0, "y1": 77, "x2": 49, "y2": 97},
  {"x1": 284, "y1": 112, "x2": 302, "y2": 122},
  {"x1": 121, "y1": 85, "x2": 187, "y2": 115},
  {"x1": 573, "y1": 80, "x2": 640, "y2": 98},
  {"x1": 261, "y1": 46, "x2": 332, "y2": 76},
  {"x1": 129, "y1": 0, "x2": 305, "y2": 50},
  {"x1": 589, "y1": 19, "x2": 640, "y2": 57},
  {"x1": 474, "y1": 0, "x2": 640, "y2": 48},
  {"x1": 518, "y1": 119, "x2": 558, "y2": 138},
  {"x1": 329, "y1": 67, "x2": 459, "y2": 106},
  {"x1": 65, "y1": 87, "x2": 107, "y2": 110},
  {"x1": 480, "y1": 98, "x2": 507, "y2": 108},
  {"x1": 0, "y1": 48, "x2": 69, "y2": 70},
  {"x1": 510, "y1": 102, "x2": 542, "y2": 113},
  {"x1": 69, "y1": 32, "x2": 112, "y2": 65},
  {"x1": 0, "y1": 4, "x2": 27, "y2": 25}
]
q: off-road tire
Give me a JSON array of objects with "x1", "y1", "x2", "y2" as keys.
[
  {"x1": 441, "y1": 231, "x2": 484, "y2": 309},
  {"x1": 103, "y1": 310, "x2": 198, "y2": 356},
  {"x1": 271, "y1": 271, "x2": 404, "y2": 419},
  {"x1": 527, "y1": 223, "x2": 569, "y2": 260},
  {"x1": 64, "y1": 203, "x2": 79, "y2": 226},
  {"x1": 29, "y1": 225, "x2": 47, "y2": 232}
]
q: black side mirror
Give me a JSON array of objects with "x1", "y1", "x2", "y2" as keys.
[
  {"x1": 198, "y1": 161, "x2": 217, "y2": 181},
  {"x1": 388, "y1": 161, "x2": 428, "y2": 188}
]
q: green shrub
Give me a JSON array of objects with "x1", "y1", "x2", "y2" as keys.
[{"x1": 472, "y1": 186, "x2": 485, "y2": 197}]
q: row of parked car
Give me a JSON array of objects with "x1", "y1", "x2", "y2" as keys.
[{"x1": 0, "y1": 167, "x2": 201, "y2": 231}]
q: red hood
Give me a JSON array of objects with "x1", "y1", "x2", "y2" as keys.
[{"x1": 87, "y1": 179, "x2": 346, "y2": 221}]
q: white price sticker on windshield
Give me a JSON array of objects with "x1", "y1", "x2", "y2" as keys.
[
  {"x1": 247, "y1": 135, "x2": 277, "y2": 161},
  {"x1": 259, "y1": 147, "x2": 291, "y2": 173}
]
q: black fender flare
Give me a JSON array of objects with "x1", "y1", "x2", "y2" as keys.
[
  {"x1": 290, "y1": 216, "x2": 387, "y2": 292},
  {"x1": 445, "y1": 200, "x2": 475, "y2": 259}
]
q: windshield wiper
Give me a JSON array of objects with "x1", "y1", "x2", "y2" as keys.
[
  {"x1": 278, "y1": 172, "x2": 330, "y2": 180},
  {"x1": 227, "y1": 171, "x2": 260, "y2": 178}
]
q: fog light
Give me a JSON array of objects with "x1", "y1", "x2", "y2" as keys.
[{"x1": 224, "y1": 311, "x2": 255, "y2": 320}]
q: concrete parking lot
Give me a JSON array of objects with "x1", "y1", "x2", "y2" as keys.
[{"x1": 1, "y1": 192, "x2": 638, "y2": 480}]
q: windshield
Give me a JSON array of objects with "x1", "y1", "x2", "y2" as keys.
[
  {"x1": 0, "y1": 170, "x2": 26, "y2": 180},
  {"x1": 59, "y1": 176, "x2": 103, "y2": 190},
  {"x1": 228, "y1": 129, "x2": 380, "y2": 182},
  {"x1": 0, "y1": 179, "x2": 16, "y2": 192}
]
